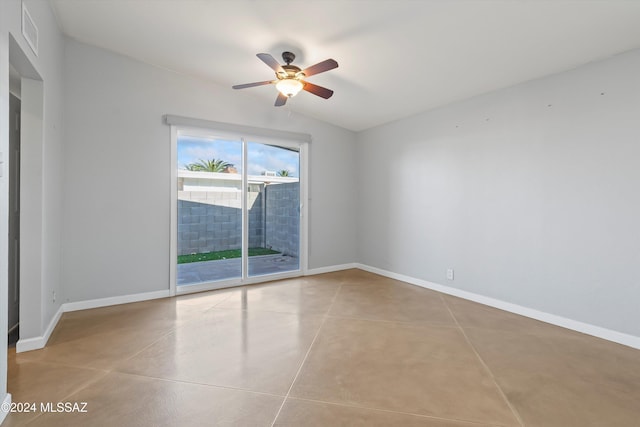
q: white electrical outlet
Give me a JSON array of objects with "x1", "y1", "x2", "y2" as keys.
[{"x1": 446, "y1": 268, "x2": 454, "y2": 280}]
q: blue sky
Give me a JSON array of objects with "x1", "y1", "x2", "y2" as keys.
[{"x1": 177, "y1": 136, "x2": 299, "y2": 177}]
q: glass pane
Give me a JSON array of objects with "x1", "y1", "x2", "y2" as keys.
[
  {"x1": 176, "y1": 135, "x2": 242, "y2": 286},
  {"x1": 247, "y1": 142, "x2": 300, "y2": 277}
]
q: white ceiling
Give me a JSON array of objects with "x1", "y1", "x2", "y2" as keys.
[{"x1": 51, "y1": 0, "x2": 640, "y2": 131}]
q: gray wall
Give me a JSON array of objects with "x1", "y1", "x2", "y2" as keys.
[
  {"x1": 357, "y1": 49, "x2": 640, "y2": 337},
  {"x1": 265, "y1": 182, "x2": 300, "y2": 257},
  {"x1": 61, "y1": 39, "x2": 357, "y2": 302}
]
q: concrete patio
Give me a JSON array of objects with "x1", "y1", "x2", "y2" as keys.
[{"x1": 177, "y1": 254, "x2": 299, "y2": 285}]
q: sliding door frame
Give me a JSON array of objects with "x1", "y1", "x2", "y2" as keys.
[{"x1": 169, "y1": 124, "x2": 309, "y2": 296}]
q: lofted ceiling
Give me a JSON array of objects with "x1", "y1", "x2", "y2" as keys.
[{"x1": 51, "y1": 0, "x2": 640, "y2": 132}]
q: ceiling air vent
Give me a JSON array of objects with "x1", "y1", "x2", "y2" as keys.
[{"x1": 22, "y1": 2, "x2": 38, "y2": 56}]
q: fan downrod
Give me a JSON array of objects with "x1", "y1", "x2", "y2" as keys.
[{"x1": 282, "y1": 51, "x2": 296, "y2": 65}]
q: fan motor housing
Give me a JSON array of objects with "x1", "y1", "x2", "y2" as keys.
[
  {"x1": 277, "y1": 64, "x2": 303, "y2": 80},
  {"x1": 282, "y1": 51, "x2": 296, "y2": 64}
]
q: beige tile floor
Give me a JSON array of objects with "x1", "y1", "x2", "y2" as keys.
[{"x1": 5, "y1": 269, "x2": 640, "y2": 426}]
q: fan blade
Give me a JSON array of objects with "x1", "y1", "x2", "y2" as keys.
[
  {"x1": 232, "y1": 80, "x2": 275, "y2": 90},
  {"x1": 302, "y1": 81, "x2": 334, "y2": 99},
  {"x1": 275, "y1": 92, "x2": 288, "y2": 107},
  {"x1": 257, "y1": 53, "x2": 284, "y2": 74},
  {"x1": 300, "y1": 59, "x2": 338, "y2": 77}
]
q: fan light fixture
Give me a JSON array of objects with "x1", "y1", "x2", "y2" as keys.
[{"x1": 276, "y1": 79, "x2": 303, "y2": 97}]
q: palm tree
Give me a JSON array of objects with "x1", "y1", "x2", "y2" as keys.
[
  {"x1": 184, "y1": 158, "x2": 233, "y2": 172},
  {"x1": 277, "y1": 169, "x2": 291, "y2": 177}
]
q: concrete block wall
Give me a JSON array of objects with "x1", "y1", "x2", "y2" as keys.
[
  {"x1": 265, "y1": 183, "x2": 300, "y2": 257},
  {"x1": 177, "y1": 190, "x2": 262, "y2": 255},
  {"x1": 177, "y1": 183, "x2": 299, "y2": 257}
]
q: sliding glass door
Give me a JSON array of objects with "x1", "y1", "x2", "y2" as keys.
[
  {"x1": 176, "y1": 135, "x2": 243, "y2": 286},
  {"x1": 174, "y1": 130, "x2": 303, "y2": 292},
  {"x1": 247, "y1": 141, "x2": 300, "y2": 277}
]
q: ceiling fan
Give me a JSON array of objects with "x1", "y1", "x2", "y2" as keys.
[{"x1": 232, "y1": 51, "x2": 338, "y2": 107}]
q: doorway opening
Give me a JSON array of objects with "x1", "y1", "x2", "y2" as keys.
[
  {"x1": 8, "y1": 33, "x2": 45, "y2": 354},
  {"x1": 8, "y1": 72, "x2": 21, "y2": 347}
]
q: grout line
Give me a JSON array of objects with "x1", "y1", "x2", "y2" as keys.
[
  {"x1": 440, "y1": 294, "x2": 526, "y2": 427},
  {"x1": 200, "y1": 282, "x2": 343, "y2": 318},
  {"x1": 4, "y1": 361, "x2": 111, "y2": 427},
  {"x1": 208, "y1": 305, "x2": 327, "y2": 318},
  {"x1": 107, "y1": 292, "x2": 237, "y2": 366},
  {"x1": 207, "y1": 290, "x2": 237, "y2": 310},
  {"x1": 8, "y1": 356, "x2": 111, "y2": 373},
  {"x1": 324, "y1": 313, "x2": 459, "y2": 328},
  {"x1": 269, "y1": 281, "x2": 344, "y2": 426},
  {"x1": 288, "y1": 396, "x2": 504, "y2": 426},
  {"x1": 26, "y1": 368, "x2": 112, "y2": 425},
  {"x1": 105, "y1": 370, "x2": 287, "y2": 400},
  {"x1": 115, "y1": 326, "x2": 180, "y2": 366},
  {"x1": 56, "y1": 369, "x2": 112, "y2": 401}
]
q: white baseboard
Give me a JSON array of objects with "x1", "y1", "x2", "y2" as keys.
[
  {"x1": 16, "y1": 304, "x2": 64, "y2": 353},
  {"x1": 355, "y1": 263, "x2": 640, "y2": 350},
  {"x1": 15, "y1": 289, "x2": 171, "y2": 353},
  {"x1": 63, "y1": 289, "x2": 171, "y2": 313},
  {"x1": 0, "y1": 393, "x2": 12, "y2": 424},
  {"x1": 305, "y1": 263, "x2": 358, "y2": 276}
]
